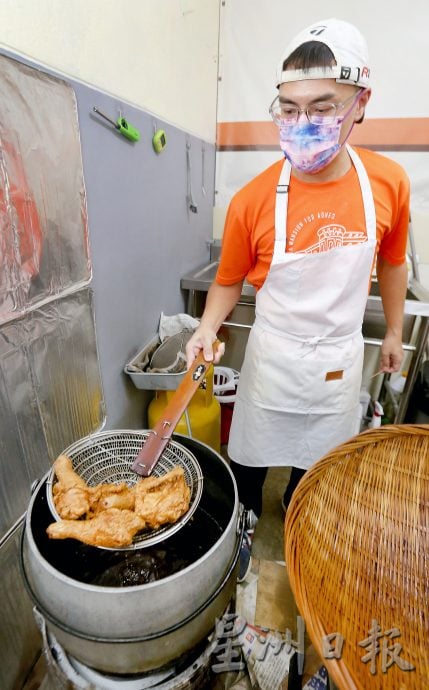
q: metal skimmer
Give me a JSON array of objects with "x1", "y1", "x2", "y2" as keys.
[{"x1": 46, "y1": 429, "x2": 203, "y2": 550}]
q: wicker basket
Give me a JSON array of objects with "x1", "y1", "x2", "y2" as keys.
[{"x1": 284, "y1": 424, "x2": 429, "y2": 690}]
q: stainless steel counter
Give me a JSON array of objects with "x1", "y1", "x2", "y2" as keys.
[
  {"x1": 181, "y1": 254, "x2": 429, "y2": 422},
  {"x1": 181, "y1": 260, "x2": 255, "y2": 298}
]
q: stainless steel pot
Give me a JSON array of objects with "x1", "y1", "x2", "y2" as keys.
[{"x1": 21, "y1": 435, "x2": 241, "y2": 674}]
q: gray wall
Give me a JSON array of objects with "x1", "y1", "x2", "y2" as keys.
[{"x1": 76, "y1": 89, "x2": 215, "y2": 429}]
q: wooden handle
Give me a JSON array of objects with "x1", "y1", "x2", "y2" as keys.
[{"x1": 131, "y1": 340, "x2": 221, "y2": 476}]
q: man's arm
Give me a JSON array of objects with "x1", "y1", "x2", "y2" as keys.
[
  {"x1": 186, "y1": 281, "x2": 244, "y2": 366},
  {"x1": 376, "y1": 256, "x2": 408, "y2": 372}
]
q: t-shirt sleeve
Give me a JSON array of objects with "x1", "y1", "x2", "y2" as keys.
[
  {"x1": 377, "y1": 169, "x2": 410, "y2": 265},
  {"x1": 215, "y1": 198, "x2": 254, "y2": 285}
]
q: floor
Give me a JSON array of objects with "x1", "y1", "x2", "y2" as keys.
[
  {"x1": 228, "y1": 462, "x2": 327, "y2": 689},
  {"x1": 251, "y1": 466, "x2": 291, "y2": 562}
]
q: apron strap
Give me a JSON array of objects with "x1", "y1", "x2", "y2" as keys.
[
  {"x1": 273, "y1": 147, "x2": 377, "y2": 262},
  {"x1": 346, "y1": 144, "x2": 377, "y2": 241},
  {"x1": 273, "y1": 159, "x2": 292, "y2": 260}
]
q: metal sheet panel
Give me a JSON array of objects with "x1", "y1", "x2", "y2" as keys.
[
  {"x1": 0, "y1": 523, "x2": 41, "y2": 690},
  {"x1": 0, "y1": 53, "x2": 90, "y2": 325},
  {"x1": 0, "y1": 289, "x2": 104, "y2": 536}
]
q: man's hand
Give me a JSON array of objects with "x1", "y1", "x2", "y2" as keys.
[
  {"x1": 185, "y1": 281, "x2": 242, "y2": 369},
  {"x1": 376, "y1": 257, "x2": 407, "y2": 374},
  {"x1": 186, "y1": 327, "x2": 225, "y2": 369},
  {"x1": 380, "y1": 331, "x2": 403, "y2": 373}
]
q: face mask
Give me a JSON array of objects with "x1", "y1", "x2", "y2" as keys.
[{"x1": 279, "y1": 119, "x2": 346, "y2": 173}]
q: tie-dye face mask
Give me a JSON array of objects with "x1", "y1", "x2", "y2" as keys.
[{"x1": 279, "y1": 119, "x2": 346, "y2": 173}]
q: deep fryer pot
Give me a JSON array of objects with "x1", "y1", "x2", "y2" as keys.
[{"x1": 21, "y1": 435, "x2": 241, "y2": 674}]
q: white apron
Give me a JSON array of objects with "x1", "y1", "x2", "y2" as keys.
[{"x1": 228, "y1": 145, "x2": 377, "y2": 469}]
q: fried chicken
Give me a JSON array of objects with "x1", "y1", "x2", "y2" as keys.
[
  {"x1": 90, "y1": 483, "x2": 135, "y2": 513},
  {"x1": 52, "y1": 455, "x2": 135, "y2": 518},
  {"x1": 52, "y1": 455, "x2": 90, "y2": 519},
  {"x1": 134, "y1": 466, "x2": 191, "y2": 529},
  {"x1": 53, "y1": 486, "x2": 90, "y2": 520},
  {"x1": 46, "y1": 509, "x2": 146, "y2": 548},
  {"x1": 48, "y1": 455, "x2": 191, "y2": 548},
  {"x1": 53, "y1": 454, "x2": 88, "y2": 490}
]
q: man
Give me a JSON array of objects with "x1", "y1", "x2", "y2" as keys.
[{"x1": 186, "y1": 18, "x2": 409, "y2": 531}]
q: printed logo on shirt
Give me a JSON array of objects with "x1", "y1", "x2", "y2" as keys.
[
  {"x1": 288, "y1": 215, "x2": 367, "y2": 253},
  {"x1": 305, "y1": 224, "x2": 367, "y2": 253}
]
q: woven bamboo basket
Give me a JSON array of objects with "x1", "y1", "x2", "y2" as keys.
[{"x1": 284, "y1": 424, "x2": 429, "y2": 690}]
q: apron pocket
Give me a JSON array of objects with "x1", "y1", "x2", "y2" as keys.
[
  {"x1": 247, "y1": 336, "x2": 363, "y2": 414},
  {"x1": 302, "y1": 357, "x2": 357, "y2": 413}
]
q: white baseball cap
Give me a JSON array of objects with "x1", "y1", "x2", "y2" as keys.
[{"x1": 276, "y1": 18, "x2": 370, "y2": 89}]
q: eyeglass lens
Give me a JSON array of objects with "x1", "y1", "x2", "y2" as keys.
[
  {"x1": 271, "y1": 99, "x2": 338, "y2": 124},
  {"x1": 271, "y1": 90, "x2": 363, "y2": 125}
]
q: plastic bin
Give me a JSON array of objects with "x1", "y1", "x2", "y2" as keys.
[{"x1": 214, "y1": 367, "x2": 239, "y2": 445}]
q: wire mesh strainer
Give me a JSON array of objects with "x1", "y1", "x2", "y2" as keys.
[{"x1": 46, "y1": 430, "x2": 203, "y2": 550}]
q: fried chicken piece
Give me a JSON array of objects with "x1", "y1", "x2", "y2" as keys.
[
  {"x1": 90, "y1": 483, "x2": 135, "y2": 514},
  {"x1": 134, "y1": 466, "x2": 191, "y2": 530},
  {"x1": 46, "y1": 509, "x2": 146, "y2": 548},
  {"x1": 53, "y1": 454, "x2": 88, "y2": 490},
  {"x1": 52, "y1": 455, "x2": 135, "y2": 518},
  {"x1": 54, "y1": 486, "x2": 91, "y2": 520},
  {"x1": 52, "y1": 455, "x2": 90, "y2": 519}
]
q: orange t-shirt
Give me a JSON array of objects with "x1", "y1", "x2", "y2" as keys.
[{"x1": 216, "y1": 147, "x2": 410, "y2": 291}]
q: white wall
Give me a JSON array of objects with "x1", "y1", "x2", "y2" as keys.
[
  {"x1": 215, "y1": 0, "x2": 429, "y2": 286},
  {"x1": 0, "y1": 0, "x2": 220, "y2": 143}
]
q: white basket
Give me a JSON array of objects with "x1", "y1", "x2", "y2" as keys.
[{"x1": 213, "y1": 367, "x2": 239, "y2": 403}]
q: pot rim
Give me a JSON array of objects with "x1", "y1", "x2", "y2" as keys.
[{"x1": 23, "y1": 513, "x2": 243, "y2": 643}]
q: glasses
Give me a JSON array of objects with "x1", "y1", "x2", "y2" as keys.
[{"x1": 269, "y1": 90, "x2": 363, "y2": 126}]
